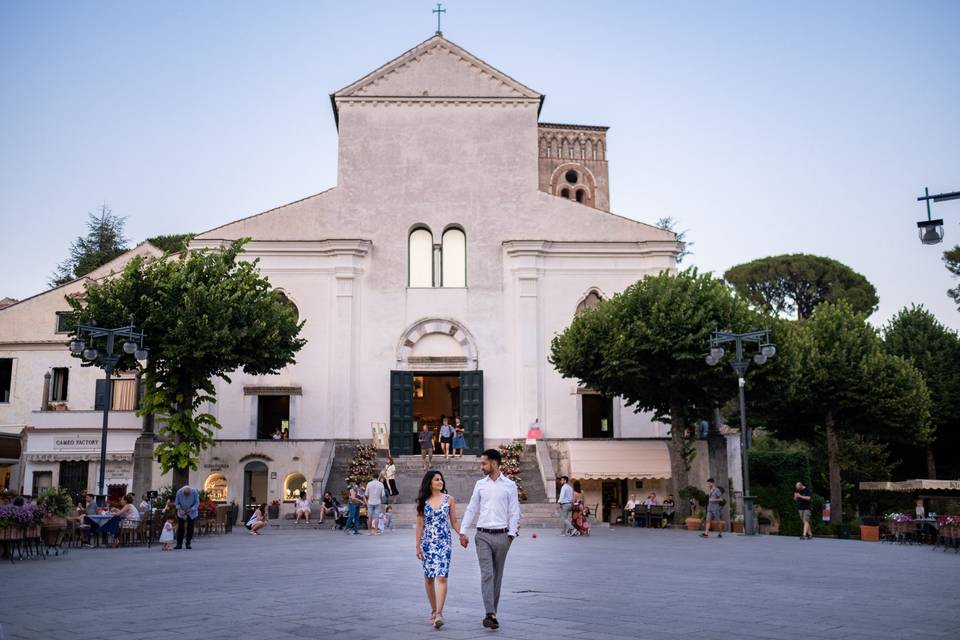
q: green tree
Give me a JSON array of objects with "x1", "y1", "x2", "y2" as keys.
[
  {"x1": 945, "y1": 246, "x2": 960, "y2": 310},
  {"x1": 549, "y1": 269, "x2": 754, "y2": 517},
  {"x1": 724, "y1": 254, "x2": 878, "y2": 320},
  {"x1": 67, "y1": 240, "x2": 306, "y2": 488},
  {"x1": 147, "y1": 233, "x2": 193, "y2": 254},
  {"x1": 883, "y1": 306, "x2": 960, "y2": 478},
  {"x1": 757, "y1": 302, "x2": 931, "y2": 524},
  {"x1": 50, "y1": 205, "x2": 129, "y2": 287},
  {"x1": 655, "y1": 217, "x2": 693, "y2": 263}
]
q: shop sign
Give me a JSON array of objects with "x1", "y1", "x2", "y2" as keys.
[{"x1": 54, "y1": 437, "x2": 100, "y2": 450}]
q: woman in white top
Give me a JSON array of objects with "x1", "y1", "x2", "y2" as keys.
[
  {"x1": 383, "y1": 456, "x2": 398, "y2": 498},
  {"x1": 113, "y1": 494, "x2": 140, "y2": 528},
  {"x1": 294, "y1": 491, "x2": 311, "y2": 525}
]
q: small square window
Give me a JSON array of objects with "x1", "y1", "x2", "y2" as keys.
[{"x1": 55, "y1": 312, "x2": 73, "y2": 334}]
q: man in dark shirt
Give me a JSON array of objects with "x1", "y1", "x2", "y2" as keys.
[{"x1": 794, "y1": 482, "x2": 813, "y2": 539}]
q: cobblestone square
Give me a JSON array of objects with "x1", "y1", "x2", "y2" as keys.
[{"x1": 2, "y1": 526, "x2": 957, "y2": 640}]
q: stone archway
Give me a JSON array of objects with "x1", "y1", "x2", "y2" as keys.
[{"x1": 395, "y1": 317, "x2": 479, "y2": 371}]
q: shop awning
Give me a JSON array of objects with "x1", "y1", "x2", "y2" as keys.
[
  {"x1": 567, "y1": 440, "x2": 672, "y2": 480},
  {"x1": 25, "y1": 452, "x2": 133, "y2": 463},
  {"x1": 860, "y1": 479, "x2": 960, "y2": 493}
]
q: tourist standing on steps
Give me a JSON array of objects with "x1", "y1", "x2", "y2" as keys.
[
  {"x1": 174, "y1": 485, "x2": 199, "y2": 549},
  {"x1": 416, "y1": 470, "x2": 462, "y2": 630},
  {"x1": 419, "y1": 423, "x2": 434, "y2": 470},
  {"x1": 439, "y1": 417, "x2": 453, "y2": 460},
  {"x1": 557, "y1": 475, "x2": 574, "y2": 536},
  {"x1": 701, "y1": 478, "x2": 723, "y2": 539},
  {"x1": 366, "y1": 476, "x2": 385, "y2": 535},
  {"x1": 452, "y1": 417, "x2": 466, "y2": 458},
  {"x1": 458, "y1": 449, "x2": 522, "y2": 631},
  {"x1": 794, "y1": 482, "x2": 813, "y2": 539},
  {"x1": 383, "y1": 456, "x2": 398, "y2": 499}
]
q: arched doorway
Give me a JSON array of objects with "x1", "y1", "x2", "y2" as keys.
[{"x1": 242, "y1": 461, "x2": 268, "y2": 521}]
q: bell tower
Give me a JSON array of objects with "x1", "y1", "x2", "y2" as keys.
[{"x1": 537, "y1": 123, "x2": 610, "y2": 211}]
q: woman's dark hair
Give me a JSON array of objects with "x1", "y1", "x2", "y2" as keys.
[
  {"x1": 573, "y1": 480, "x2": 582, "y2": 492},
  {"x1": 481, "y1": 449, "x2": 502, "y2": 464},
  {"x1": 416, "y1": 470, "x2": 447, "y2": 515}
]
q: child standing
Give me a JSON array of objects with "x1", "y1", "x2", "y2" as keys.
[
  {"x1": 159, "y1": 518, "x2": 175, "y2": 551},
  {"x1": 380, "y1": 505, "x2": 394, "y2": 532}
]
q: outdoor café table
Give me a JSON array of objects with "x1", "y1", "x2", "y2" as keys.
[{"x1": 83, "y1": 514, "x2": 121, "y2": 547}]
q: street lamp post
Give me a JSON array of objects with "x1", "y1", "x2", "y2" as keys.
[
  {"x1": 705, "y1": 329, "x2": 776, "y2": 536},
  {"x1": 916, "y1": 187, "x2": 960, "y2": 245},
  {"x1": 69, "y1": 322, "x2": 147, "y2": 507}
]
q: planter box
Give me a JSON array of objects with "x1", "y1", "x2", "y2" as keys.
[
  {"x1": 0, "y1": 527, "x2": 23, "y2": 541},
  {"x1": 860, "y1": 525, "x2": 879, "y2": 542},
  {"x1": 731, "y1": 522, "x2": 744, "y2": 533}
]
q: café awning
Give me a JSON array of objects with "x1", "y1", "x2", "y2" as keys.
[
  {"x1": 567, "y1": 440, "x2": 672, "y2": 480},
  {"x1": 860, "y1": 479, "x2": 960, "y2": 493}
]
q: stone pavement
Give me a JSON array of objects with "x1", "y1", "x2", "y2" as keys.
[{"x1": 1, "y1": 526, "x2": 957, "y2": 640}]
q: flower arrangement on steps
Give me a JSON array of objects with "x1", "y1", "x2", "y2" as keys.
[
  {"x1": 345, "y1": 444, "x2": 378, "y2": 490},
  {"x1": 498, "y1": 441, "x2": 528, "y2": 503}
]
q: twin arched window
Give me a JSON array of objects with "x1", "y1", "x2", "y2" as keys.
[{"x1": 408, "y1": 226, "x2": 466, "y2": 288}]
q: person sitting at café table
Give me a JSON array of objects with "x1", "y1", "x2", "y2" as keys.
[
  {"x1": 624, "y1": 494, "x2": 638, "y2": 525},
  {"x1": 110, "y1": 494, "x2": 141, "y2": 546},
  {"x1": 643, "y1": 493, "x2": 658, "y2": 507}
]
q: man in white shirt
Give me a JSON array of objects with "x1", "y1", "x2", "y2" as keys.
[
  {"x1": 365, "y1": 477, "x2": 385, "y2": 536},
  {"x1": 557, "y1": 476, "x2": 574, "y2": 536},
  {"x1": 458, "y1": 449, "x2": 522, "y2": 630}
]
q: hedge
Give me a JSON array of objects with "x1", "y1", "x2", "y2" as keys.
[{"x1": 750, "y1": 450, "x2": 812, "y2": 537}]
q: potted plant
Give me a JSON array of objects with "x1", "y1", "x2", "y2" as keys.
[
  {"x1": 731, "y1": 514, "x2": 745, "y2": 533},
  {"x1": 48, "y1": 401, "x2": 68, "y2": 411},
  {"x1": 679, "y1": 485, "x2": 707, "y2": 531},
  {"x1": 39, "y1": 487, "x2": 72, "y2": 547},
  {"x1": 860, "y1": 516, "x2": 880, "y2": 542},
  {"x1": 267, "y1": 500, "x2": 280, "y2": 519}
]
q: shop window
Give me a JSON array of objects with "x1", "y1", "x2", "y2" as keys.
[
  {"x1": 32, "y1": 471, "x2": 52, "y2": 497},
  {"x1": 0, "y1": 358, "x2": 11, "y2": 403},
  {"x1": 441, "y1": 227, "x2": 466, "y2": 287},
  {"x1": 284, "y1": 472, "x2": 308, "y2": 502},
  {"x1": 51, "y1": 367, "x2": 69, "y2": 402},
  {"x1": 94, "y1": 378, "x2": 138, "y2": 411},
  {"x1": 204, "y1": 473, "x2": 228, "y2": 502},
  {"x1": 257, "y1": 395, "x2": 290, "y2": 440}
]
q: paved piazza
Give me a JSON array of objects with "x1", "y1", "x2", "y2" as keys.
[{"x1": 1, "y1": 526, "x2": 957, "y2": 640}]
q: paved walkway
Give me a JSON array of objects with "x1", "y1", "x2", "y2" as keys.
[{"x1": 1, "y1": 526, "x2": 957, "y2": 640}]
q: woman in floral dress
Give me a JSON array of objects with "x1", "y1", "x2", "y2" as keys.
[{"x1": 416, "y1": 470, "x2": 462, "y2": 630}]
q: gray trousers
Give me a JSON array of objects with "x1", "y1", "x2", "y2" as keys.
[
  {"x1": 560, "y1": 503, "x2": 573, "y2": 534},
  {"x1": 475, "y1": 530, "x2": 512, "y2": 616}
]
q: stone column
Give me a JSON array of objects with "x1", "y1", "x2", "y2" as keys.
[{"x1": 132, "y1": 373, "x2": 156, "y2": 495}]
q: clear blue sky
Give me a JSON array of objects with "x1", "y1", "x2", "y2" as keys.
[{"x1": 1, "y1": 1, "x2": 958, "y2": 329}]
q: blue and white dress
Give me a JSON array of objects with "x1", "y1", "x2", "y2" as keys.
[{"x1": 421, "y1": 494, "x2": 452, "y2": 578}]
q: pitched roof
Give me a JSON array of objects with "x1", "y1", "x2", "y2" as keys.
[{"x1": 330, "y1": 33, "x2": 543, "y2": 127}]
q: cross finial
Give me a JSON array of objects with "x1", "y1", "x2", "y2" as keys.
[{"x1": 433, "y1": 3, "x2": 446, "y2": 35}]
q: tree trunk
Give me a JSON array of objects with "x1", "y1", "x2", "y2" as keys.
[
  {"x1": 926, "y1": 445, "x2": 937, "y2": 480},
  {"x1": 171, "y1": 383, "x2": 193, "y2": 491},
  {"x1": 825, "y1": 411, "x2": 843, "y2": 526},
  {"x1": 172, "y1": 466, "x2": 189, "y2": 492},
  {"x1": 668, "y1": 399, "x2": 691, "y2": 519}
]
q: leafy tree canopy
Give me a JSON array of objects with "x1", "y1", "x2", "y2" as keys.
[
  {"x1": 50, "y1": 205, "x2": 129, "y2": 287},
  {"x1": 724, "y1": 254, "x2": 878, "y2": 320},
  {"x1": 67, "y1": 240, "x2": 306, "y2": 483},
  {"x1": 147, "y1": 233, "x2": 193, "y2": 254},
  {"x1": 655, "y1": 217, "x2": 693, "y2": 264},
  {"x1": 945, "y1": 245, "x2": 960, "y2": 310}
]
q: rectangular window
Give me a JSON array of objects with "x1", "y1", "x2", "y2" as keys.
[
  {"x1": 257, "y1": 395, "x2": 290, "y2": 440},
  {"x1": 94, "y1": 378, "x2": 138, "y2": 411},
  {"x1": 581, "y1": 393, "x2": 614, "y2": 439},
  {"x1": 32, "y1": 471, "x2": 53, "y2": 497},
  {"x1": 51, "y1": 367, "x2": 69, "y2": 402},
  {"x1": 0, "y1": 358, "x2": 11, "y2": 403},
  {"x1": 55, "y1": 312, "x2": 73, "y2": 334}
]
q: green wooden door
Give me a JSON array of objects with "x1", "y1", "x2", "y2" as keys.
[
  {"x1": 459, "y1": 370, "x2": 484, "y2": 455},
  {"x1": 389, "y1": 371, "x2": 415, "y2": 455}
]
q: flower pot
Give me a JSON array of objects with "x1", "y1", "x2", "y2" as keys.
[
  {"x1": 685, "y1": 517, "x2": 702, "y2": 531},
  {"x1": 0, "y1": 526, "x2": 23, "y2": 541},
  {"x1": 731, "y1": 522, "x2": 744, "y2": 534},
  {"x1": 860, "y1": 525, "x2": 879, "y2": 542},
  {"x1": 267, "y1": 505, "x2": 280, "y2": 520},
  {"x1": 25, "y1": 524, "x2": 41, "y2": 538}
]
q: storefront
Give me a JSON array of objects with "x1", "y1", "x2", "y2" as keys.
[{"x1": 21, "y1": 427, "x2": 140, "y2": 501}]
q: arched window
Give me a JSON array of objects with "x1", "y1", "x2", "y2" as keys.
[
  {"x1": 441, "y1": 227, "x2": 466, "y2": 287},
  {"x1": 204, "y1": 473, "x2": 228, "y2": 502},
  {"x1": 560, "y1": 188, "x2": 570, "y2": 199},
  {"x1": 284, "y1": 472, "x2": 308, "y2": 502},
  {"x1": 408, "y1": 227, "x2": 434, "y2": 287},
  {"x1": 586, "y1": 139, "x2": 594, "y2": 160},
  {"x1": 576, "y1": 290, "x2": 603, "y2": 315},
  {"x1": 276, "y1": 292, "x2": 299, "y2": 322},
  {"x1": 576, "y1": 189, "x2": 585, "y2": 203}
]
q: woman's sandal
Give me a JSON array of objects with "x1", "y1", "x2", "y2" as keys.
[{"x1": 434, "y1": 614, "x2": 445, "y2": 629}]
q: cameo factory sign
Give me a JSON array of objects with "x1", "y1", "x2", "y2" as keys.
[{"x1": 54, "y1": 438, "x2": 100, "y2": 450}]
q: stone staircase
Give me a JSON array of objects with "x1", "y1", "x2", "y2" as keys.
[{"x1": 319, "y1": 443, "x2": 559, "y2": 528}]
